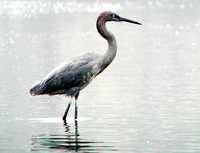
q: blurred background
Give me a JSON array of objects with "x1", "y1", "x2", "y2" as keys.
[{"x1": 0, "y1": 0, "x2": 200, "y2": 152}]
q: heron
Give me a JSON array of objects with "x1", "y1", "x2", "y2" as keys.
[{"x1": 30, "y1": 11, "x2": 141, "y2": 121}]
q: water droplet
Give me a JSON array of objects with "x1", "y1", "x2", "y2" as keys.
[
  {"x1": 9, "y1": 38, "x2": 14, "y2": 44},
  {"x1": 180, "y1": 4, "x2": 185, "y2": 9}
]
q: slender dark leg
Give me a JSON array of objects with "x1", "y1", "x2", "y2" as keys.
[
  {"x1": 62, "y1": 98, "x2": 72, "y2": 121},
  {"x1": 75, "y1": 92, "x2": 79, "y2": 120}
]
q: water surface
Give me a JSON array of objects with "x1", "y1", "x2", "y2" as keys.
[{"x1": 1, "y1": 0, "x2": 200, "y2": 152}]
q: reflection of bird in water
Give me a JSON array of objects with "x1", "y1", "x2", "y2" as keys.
[
  {"x1": 31, "y1": 120, "x2": 118, "y2": 152},
  {"x1": 30, "y1": 11, "x2": 141, "y2": 121}
]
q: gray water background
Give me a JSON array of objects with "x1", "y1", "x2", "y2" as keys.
[{"x1": 0, "y1": 0, "x2": 200, "y2": 152}]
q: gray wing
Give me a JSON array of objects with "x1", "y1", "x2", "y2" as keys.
[{"x1": 30, "y1": 52, "x2": 101, "y2": 96}]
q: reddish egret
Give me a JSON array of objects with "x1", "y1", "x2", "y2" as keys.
[{"x1": 30, "y1": 11, "x2": 141, "y2": 121}]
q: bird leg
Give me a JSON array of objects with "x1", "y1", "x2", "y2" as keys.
[
  {"x1": 74, "y1": 92, "x2": 79, "y2": 120},
  {"x1": 75, "y1": 99, "x2": 78, "y2": 120},
  {"x1": 62, "y1": 98, "x2": 72, "y2": 121}
]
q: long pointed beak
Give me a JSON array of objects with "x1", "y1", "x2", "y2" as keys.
[{"x1": 120, "y1": 17, "x2": 142, "y2": 25}]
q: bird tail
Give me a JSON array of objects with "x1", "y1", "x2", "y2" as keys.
[{"x1": 30, "y1": 81, "x2": 46, "y2": 96}]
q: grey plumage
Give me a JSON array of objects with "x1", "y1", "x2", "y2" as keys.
[{"x1": 30, "y1": 52, "x2": 101, "y2": 96}]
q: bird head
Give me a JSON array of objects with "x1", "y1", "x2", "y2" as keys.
[{"x1": 98, "y1": 11, "x2": 142, "y2": 25}]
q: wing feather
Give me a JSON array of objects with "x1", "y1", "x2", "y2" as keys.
[{"x1": 30, "y1": 52, "x2": 101, "y2": 96}]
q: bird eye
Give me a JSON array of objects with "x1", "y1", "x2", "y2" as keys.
[{"x1": 111, "y1": 14, "x2": 119, "y2": 21}]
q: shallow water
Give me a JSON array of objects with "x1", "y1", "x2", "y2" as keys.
[{"x1": 1, "y1": 0, "x2": 200, "y2": 152}]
